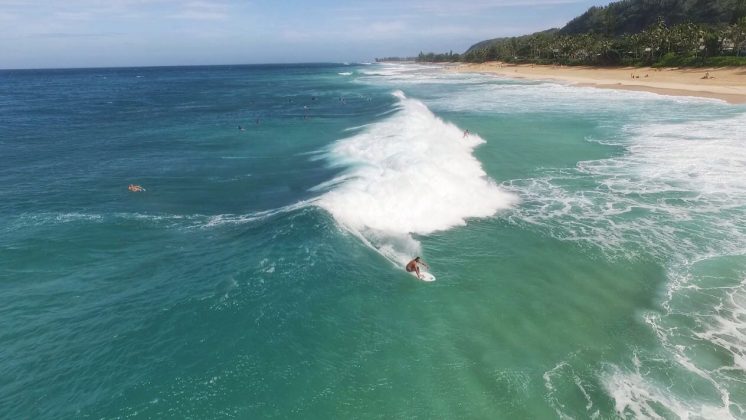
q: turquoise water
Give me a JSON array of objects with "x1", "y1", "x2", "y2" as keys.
[{"x1": 2, "y1": 63, "x2": 745, "y2": 418}]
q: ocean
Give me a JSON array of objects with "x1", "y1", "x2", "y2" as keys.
[{"x1": 1, "y1": 63, "x2": 745, "y2": 418}]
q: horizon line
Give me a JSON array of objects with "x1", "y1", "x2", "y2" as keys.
[{"x1": 0, "y1": 61, "x2": 378, "y2": 72}]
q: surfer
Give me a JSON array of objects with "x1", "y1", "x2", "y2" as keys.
[
  {"x1": 128, "y1": 184, "x2": 145, "y2": 192},
  {"x1": 406, "y1": 257, "x2": 429, "y2": 279}
]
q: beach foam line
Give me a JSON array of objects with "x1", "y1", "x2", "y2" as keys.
[
  {"x1": 453, "y1": 63, "x2": 746, "y2": 104},
  {"x1": 315, "y1": 90, "x2": 517, "y2": 265}
]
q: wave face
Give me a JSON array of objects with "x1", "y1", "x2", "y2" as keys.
[{"x1": 317, "y1": 91, "x2": 517, "y2": 264}]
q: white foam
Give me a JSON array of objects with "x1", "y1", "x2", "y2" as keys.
[
  {"x1": 358, "y1": 64, "x2": 491, "y2": 87},
  {"x1": 359, "y1": 63, "x2": 434, "y2": 74},
  {"x1": 7, "y1": 201, "x2": 313, "y2": 232},
  {"x1": 316, "y1": 90, "x2": 517, "y2": 264},
  {"x1": 583, "y1": 114, "x2": 746, "y2": 201},
  {"x1": 431, "y1": 79, "x2": 721, "y2": 113},
  {"x1": 695, "y1": 277, "x2": 746, "y2": 373},
  {"x1": 542, "y1": 361, "x2": 575, "y2": 420},
  {"x1": 505, "y1": 112, "x2": 746, "y2": 260},
  {"x1": 603, "y1": 355, "x2": 736, "y2": 420},
  {"x1": 633, "y1": 260, "x2": 746, "y2": 419}
]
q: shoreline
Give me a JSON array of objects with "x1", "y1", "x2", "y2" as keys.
[{"x1": 450, "y1": 62, "x2": 746, "y2": 104}]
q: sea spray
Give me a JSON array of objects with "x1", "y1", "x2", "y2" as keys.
[{"x1": 317, "y1": 90, "x2": 518, "y2": 265}]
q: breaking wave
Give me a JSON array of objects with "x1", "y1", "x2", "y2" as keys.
[{"x1": 316, "y1": 90, "x2": 517, "y2": 265}]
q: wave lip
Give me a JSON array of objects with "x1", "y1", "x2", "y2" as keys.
[{"x1": 317, "y1": 90, "x2": 517, "y2": 262}]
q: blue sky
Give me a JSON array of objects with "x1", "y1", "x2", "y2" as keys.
[{"x1": 0, "y1": 0, "x2": 609, "y2": 69}]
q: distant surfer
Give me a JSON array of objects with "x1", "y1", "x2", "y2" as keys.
[
  {"x1": 238, "y1": 125, "x2": 245, "y2": 131},
  {"x1": 128, "y1": 184, "x2": 145, "y2": 192},
  {"x1": 463, "y1": 129, "x2": 470, "y2": 138},
  {"x1": 406, "y1": 257, "x2": 429, "y2": 279}
]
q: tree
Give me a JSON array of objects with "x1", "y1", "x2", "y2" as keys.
[
  {"x1": 702, "y1": 29, "x2": 721, "y2": 58},
  {"x1": 731, "y1": 17, "x2": 746, "y2": 56}
]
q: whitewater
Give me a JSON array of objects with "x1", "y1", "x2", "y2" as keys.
[{"x1": 316, "y1": 90, "x2": 517, "y2": 265}]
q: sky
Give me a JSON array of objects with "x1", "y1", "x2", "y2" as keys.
[{"x1": 0, "y1": 0, "x2": 610, "y2": 69}]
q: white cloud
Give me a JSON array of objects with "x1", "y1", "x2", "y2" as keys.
[
  {"x1": 333, "y1": 0, "x2": 587, "y2": 18},
  {"x1": 0, "y1": 0, "x2": 607, "y2": 67},
  {"x1": 169, "y1": 1, "x2": 231, "y2": 20}
]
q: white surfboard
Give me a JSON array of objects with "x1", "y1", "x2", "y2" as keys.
[{"x1": 414, "y1": 271, "x2": 436, "y2": 282}]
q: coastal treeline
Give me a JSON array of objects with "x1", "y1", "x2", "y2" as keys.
[
  {"x1": 459, "y1": 18, "x2": 746, "y2": 66},
  {"x1": 417, "y1": 0, "x2": 746, "y2": 67},
  {"x1": 375, "y1": 56, "x2": 417, "y2": 62},
  {"x1": 415, "y1": 51, "x2": 461, "y2": 63}
]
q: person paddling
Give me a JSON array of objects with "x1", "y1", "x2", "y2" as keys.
[{"x1": 406, "y1": 257, "x2": 429, "y2": 279}]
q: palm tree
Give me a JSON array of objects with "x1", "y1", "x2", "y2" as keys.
[{"x1": 730, "y1": 17, "x2": 746, "y2": 56}]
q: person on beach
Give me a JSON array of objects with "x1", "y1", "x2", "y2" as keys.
[{"x1": 406, "y1": 257, "x2": 429, "y2": 279}]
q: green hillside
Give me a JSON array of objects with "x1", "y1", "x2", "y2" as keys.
[
  {"x1": 446, "y1": 0, "x2": 746, "y2": 66},
  {"x1": 561, "y1": 0, "x2": 746, "y2": 36},
  {"x1": 468, "y1": 29, "x2": 558, "y2": 52}
]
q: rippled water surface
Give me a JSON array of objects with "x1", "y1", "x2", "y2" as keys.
[{"x1": 2, "y1": 63, "x2": 745, "y2": 418}]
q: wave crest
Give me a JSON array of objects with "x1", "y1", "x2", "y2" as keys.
[{"x1": 316, "y1": 91, "x2": 517, "y2": 264}]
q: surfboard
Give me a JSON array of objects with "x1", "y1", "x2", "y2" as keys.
[{"x1": 415, "y1": 271, "x2": 436, "y2": 282}]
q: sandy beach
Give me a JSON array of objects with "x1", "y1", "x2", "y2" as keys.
[{"x1": 453, "y1": 62, "x2": 746, "y2": 104}]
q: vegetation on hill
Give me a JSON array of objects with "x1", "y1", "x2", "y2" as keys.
[
  {"x1": 416, "y1": 0, "x2": 746, "y2": 67},
  {"x1": 561, "y1": 0, "x2": 745, "y2": 36}
]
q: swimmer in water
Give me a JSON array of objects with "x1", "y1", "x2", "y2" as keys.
[
  {"x1": 405, "y1": 257, "x2": 429, "y2": 279},
  {"x1": 128, "y1": 184, "x2": 145, "y2": 192}
]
